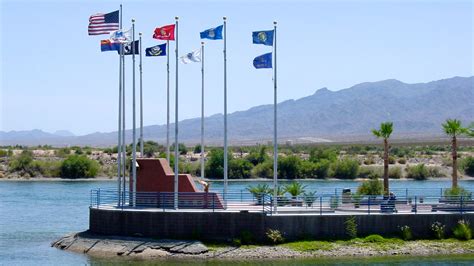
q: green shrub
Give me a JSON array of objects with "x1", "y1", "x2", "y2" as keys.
[
  {"x1": 245, "y1": 146, "x2": 269, "y2": 166},
  {"x1": 299, "y1": 159, "x2": 331, "y2": 179},
  {"x1": 399, "y1": 225, "x2": 413, "y2": 240},
  {"x1": 303, "y1": 191, "x2": 317, "y2": 207},
  {"x1": 266, "y1": 229, "x2": 285, "y2": 244},
  {"x1": 229, "y1": 158, "x2": 253, "y2": 179},
  {"x1": 232, "y1": 238, "x2": 242, "y2": 247},
  {"x1": 431, "y1": 221, "x2": 445, "y2": 240},
  {"x1": 443, "y1": 187, "x2": 472, "y2": 199},
  {"x1": 358, "y1": 166, "x2": 382, "y2": 179},
  {"x1": 388, "y1": 166, "x2": 402, "y2": 179},
  {"x1": 330, "y1": 158, "x2": 359, "y2": 179},
  {"x1": 460, "y1": 157, "x2": 474, "y2": 177},
  {"x1": 0, "y1": 149, "x2": 9, "y2": 157},
  {"x1": 330, "y1": 196, "x2": 339, "y2": 209},
  {"x1": 388, "y1": 156, "x2": 396, "y2": 164},
  {"x1": 60, "y1": 155, "x2": 99, "y2": 178},
  {"x1": 397, "y1": 158, "x2": 407, "y2": 164},
  {"x1": 251, "y1": 160, "x2": 273, "y2": 179},
  {"x1": 8, "y1": 150, "x2": 33, "y2": 173},
  {"x1": 453, "y1": 220, "x2": 472, "y2": 240},
  {"x1": 406, "y1": 164, "x2": 429, "y2": 180},
  {"x1": 309, "y1": 148, "x2": 338, "y2": 163},
  {"x1": 205, "y1": 149, "x2": 232, "y2": 179},
  {"x1": 363, "y1": 234, "x2": 385, "y2": 243},
  {"x1": 363, "y1": 156, "x2": 375, "y2": 165},
  {"x1": 31, "y1": 160, "x2": 62, "y2": 177},
  {"x1": 426, "y1": 166, "x2": 445, "y2": 178},
  {"x1": 345, "y1": 216, "x2": 357, "y2": 239},
  {"x1": 278, "y1": 155, "x2": 302, "y2": 179},
  {"x1": 193, "y1": 144, "x2": 202, "y2": 154},
  {"x1": 357, "y1": 179, "x2": 383, "y2": 196},
  {"x1": 240, "y1": 230, "x2": 254, "y2": 245},
  {"x1": 55, "y1": 148, "x2": 71, "y2": 158}
]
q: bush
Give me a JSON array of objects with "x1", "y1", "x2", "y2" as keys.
[
  {"x1": 55, "y1": 148, "x2": 71, "y2": 158},
  {"x1": 443, "y1": 186, "x2": 472, "y2": 199},
  {"x1": 31, "y1": 160, "x2": 62, "y2": 177},
  {"x1": 388, "y1": 166, "x2": 402, "y2": 179},
  {"x1": 303, "y1": 191, "x2": 317, "y2": 207},
  {"x1": 363, "y1": 234, "x2": 385, "y2": 243},
  {"x1": 357, "y1": 179, "x2": 383, "y2": 196},
  {"x1": 0, "y1": 149, "x2": 9, "y2": 157},
  {"x1": 397, "y1": 158, "x2": 407, "y2": 164},
  {"x1": 330, "y1": 158, "x2": 359, "y2": 179},
  {"x1": 453, "y1": 220, "x2": 472, "y2": 240},
  {"x1": 229, "y1": 158, "x2": 253, "y2": 179},
  {"x1": 8, "y1": 150, "x2": 34, "y2": 173},
  {"x1": 193, "y1": 144, "x2": 201, "y2": 154},
  {"x1": 460, "y1": 157, "x2": 474, "y2": 177},
  {"x1": 388, "y1": 156, "x2": 396, "y2": 164},
  {"x1": 284, "y1": 181, "x2": 307, "y2": 198},
  {"x1": 399, "y1": 225, "x2": 413, "y2": 240},
  {"x1": 427, "y1": 166, "x2": 445, "y2": 178},
  {"x1": 240, "y1": 230, "x2": 254, "y2": 245},
  {"x1": 205, "y1": 149, "x2": 232, "y2": 179},
  {"x1": 278, "y1": 155, "x2": 301, "y2": 179},
  {"x1": 358, "y1": 166, "x2": 382, "y2": 179},
  {"x1": 309, "y1": 148, "x2": 338, "y2": 163},
  {"x1": 406, "y1": 164, "x2": 429, "y2": 180},
  {"x1": 266, "y1": 229, "x2": 285, "y2": 244},
  {"x1": 363, "y1": 156, "x2": 375, "y2": 165},
  {"x1": 345, "y1": 216, "x2": 357, "y2": 239},
  {"x1": 251, "y1": 160, "x2": 273, "y2": 179},
  {"x1": 431, "y1": 221, "x2": 445, "y2": 240},
  {"x1": 245, "y1": 146, "x2": 269, "y2": 166},
  {"x1": 60, "y1": 155, "x2": 99, "y2": 178}
]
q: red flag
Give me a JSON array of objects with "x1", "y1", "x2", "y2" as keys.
[{"x1": 153, "y1": 24, "x2": 175, "y2": 40}]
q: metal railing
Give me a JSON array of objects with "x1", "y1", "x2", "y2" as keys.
[{"x1": 90, "y1": 188, "x2": 474, "y2": 215}]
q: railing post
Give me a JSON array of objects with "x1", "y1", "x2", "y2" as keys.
[
  {"x1": 319, "y1": 196, "x2": 322, "y2": 215},
  {"x1": 97, "y1": 189, "x2": 101, "y2": 209},
  {"x1": 460, "y1": 196, "x2": 464, "y2": 214},
  {"x1": 240, "y1": 189, "x2": 243, "y2": 202},
  {"x1": 414, "y1": 196, "x2": 417, "y2": 213},
  {"x1": 368, "y1": 196, "x2": 370, "y2": 215},
  {"x1": 162, "y1": 193, "x2": 165, "y2": 212},
  {"x1": 212, "y1": 193, "x2": 215, "y2": 212},
  {"x1": 405, "y1": 188, "x2": 408, "y2": 200}
]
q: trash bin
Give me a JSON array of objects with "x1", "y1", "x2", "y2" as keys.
[{"x1": 342, "y1": 188, "x2": 351, "y2": 204}]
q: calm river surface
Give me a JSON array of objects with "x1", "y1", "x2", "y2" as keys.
[{"x1": 1, "y1": 180, "x2": 474, "y2": 265}]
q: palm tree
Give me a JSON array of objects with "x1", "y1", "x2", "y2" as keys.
[
  {"x1": 247, "y1": 183, "x2": 271, "y2": 205},
  {"x1": 442, "y1": 119, "x2": 469, "y2": 188},
  {"x1": 284, "y1": 181, "x2": 307, "y2": 199},
  {"x1": 372, "y1": 122, "x2": 393, "y2": 196}
]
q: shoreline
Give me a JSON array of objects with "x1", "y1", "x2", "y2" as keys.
[
  {"x1": 2, "y1": 176, "x2": 473, "y2": 182},
  {"x1": 53, "y1": 231, "x2": 474, "y2": 261}
]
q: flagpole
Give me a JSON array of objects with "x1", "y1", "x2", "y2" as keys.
[
  {"x1": 201, "y1": 41, "x2": 205, "y2": 180},
  {"x1": 174, "y1": 16, "x2": 179, "y2": 210},
  {"x1": 131, "y1": 18, "x2": 137, "y2": 207},
  {"x1": 122, "y1": 39, "x2": 126, "y2": 206},
  {"x1": 223, "y1": 16, "x2": 228, "y2": 209},
  {"x1": 273, "y1": 21, "x2": 278, "y2": 213},
  {"x1": 166, "y1": 40, "x2": 170, "y2": 164},
  {"x1": 117, "y1": 4, "x2": 123, "y2": 207},
  {"x1": 139, "y1": 32, "x2": 144, "y2": 158}
]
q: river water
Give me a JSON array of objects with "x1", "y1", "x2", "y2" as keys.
[{"x1": 1, "y1": 180, "x2": 474, "y2": 265}]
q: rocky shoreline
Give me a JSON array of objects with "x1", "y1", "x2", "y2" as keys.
[{"x1": 52, "y1": 231, "x2": 474, "y2": 261}]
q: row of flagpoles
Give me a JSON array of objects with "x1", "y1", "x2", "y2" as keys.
[{"x1": 88, "y1": 6, "x2": 278, "y2": 211}]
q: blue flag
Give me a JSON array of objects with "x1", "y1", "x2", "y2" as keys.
[
  {"x1": 200, "y1": 25, "x2": 223, "y2": 40},
  {"x1": 253, "y1": 53, "x2": 272, "y2": 69},
  {"x1": 145, "y1": 43, "x2": 167, "y2": 57},
  {"x1": 252, "y1": 30, "x2": 274, "y2": 46}
]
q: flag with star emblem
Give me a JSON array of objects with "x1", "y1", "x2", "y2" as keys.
[
  {"x1": 200, "y1": 25, "x2": 223, "y2": 40},
  {"x1": 252, "y1": 30, "x2": 274, "y2": 46}
]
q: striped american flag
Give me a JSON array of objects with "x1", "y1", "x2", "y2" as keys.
[{"x1": 88, "y1": 10, "x2": 119, "y2": 36}]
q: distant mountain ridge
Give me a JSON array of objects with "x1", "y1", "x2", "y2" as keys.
[{"x1": 1, "y1": 76, "x2": 473, "y2": 147}]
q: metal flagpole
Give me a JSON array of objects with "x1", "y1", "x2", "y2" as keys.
[
  {"x1": 166, "y1": 40, "x2": 170, "y2": 164},
  {"x1": 117, "y1": 4, "x2": 123, "y2": 206},
  {"x1": 273, "y1": 21, "x2": 278, "y2": 213},
  {"x1": 139, "y1": 32, "x2": 144, "y2": 158},
  {"x1": 201, "y1": 41, "x2": 205, "y2": 179},
  {"x1": 131, "y1": 19, "x2": 137, "y2": 207},
  {"x1": 174, "y1": 17, "x2": 179, "y2": 209},
  {"x1": 223, "y1": 16, "x2": 228, "y2": 209},
  {"x1": 122, "y1": 39, "x2": 126, "y2": 206}
]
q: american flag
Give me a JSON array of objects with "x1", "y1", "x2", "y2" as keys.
[{"x1": 88, "y1": 10, "x2": 119, "y2": 36}]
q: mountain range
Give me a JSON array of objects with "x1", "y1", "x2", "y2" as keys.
[{"x1": 1, "y1": 76, "x2": 473, "y2": 147}]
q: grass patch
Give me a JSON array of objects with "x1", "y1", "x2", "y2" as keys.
[{"x1": 281, "y1": 240, "x2": 333, "y2": 252}]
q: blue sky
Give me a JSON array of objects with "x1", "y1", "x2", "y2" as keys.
[{"x1": 1, "y1": 0, "x2": 472, "y2": 135}]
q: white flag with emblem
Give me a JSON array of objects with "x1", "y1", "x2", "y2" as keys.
[
  {"x1": 109, "y1": 29, "x2": 131, "y2": 43},
  {"x1": 180, "y1": 49, "x2": 202, "y2": 64}
]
